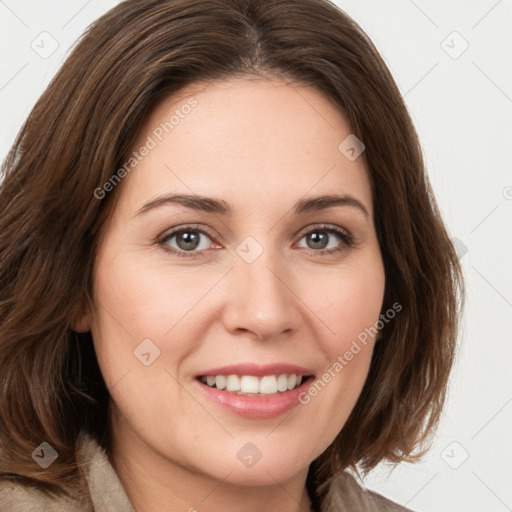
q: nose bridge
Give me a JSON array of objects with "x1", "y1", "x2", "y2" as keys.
[{"x1": 223, "y1": 239, "x2": 297, "y2": 339}]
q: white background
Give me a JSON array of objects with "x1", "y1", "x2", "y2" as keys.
[{"x1": 1, "y1": 1, "x2": 511, "y2": 511}]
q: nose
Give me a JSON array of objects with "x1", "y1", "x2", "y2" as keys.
[{"x1": 221, "y1": 250, "x2": 300, "y2": 341}]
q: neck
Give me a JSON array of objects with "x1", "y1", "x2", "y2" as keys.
[{"x1": 109, "y1": 411, "x2": 314, "y2": 512}]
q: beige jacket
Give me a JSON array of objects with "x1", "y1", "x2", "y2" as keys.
[{"x1": 0, "y1": 434, "x2": 413, "y2": 511}]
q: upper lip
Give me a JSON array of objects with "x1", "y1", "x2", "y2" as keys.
[{"x1": 195, "y1": 362, "x2": 315, "y2": 378}]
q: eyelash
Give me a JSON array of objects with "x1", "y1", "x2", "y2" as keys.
[{"x1": 157, "y1": 223, "x2": 354, "y2": 259}]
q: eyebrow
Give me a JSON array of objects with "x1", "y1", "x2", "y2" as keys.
[{"x1": 135, "y1": 193, "x2": 369, "y2": 219}]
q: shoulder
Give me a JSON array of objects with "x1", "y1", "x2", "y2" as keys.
[
  {"x1": 78, "y1": 433, "x2": 136, "y2": 511},
  {"x1": 0, "y1": 478, "x2": 90, "y2": 512},
  {"x1": 321, "y1": 469, "x2": 415, "y2": 512},
  {"x1": 0, "y1": 432, "x2": 134, "y2": 512}
]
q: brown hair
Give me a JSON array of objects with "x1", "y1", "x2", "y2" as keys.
[{"x1": 0, "y1": 0, "x2": 464, "y2": 504}]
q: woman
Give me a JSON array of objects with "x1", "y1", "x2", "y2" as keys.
[{"x1": 0, "y1": 0, "x2": 464, "y2": 510}]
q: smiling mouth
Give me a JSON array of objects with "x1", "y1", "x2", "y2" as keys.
[{"x1": 197, "y1": 373, "x2": 314, "y2": 396}]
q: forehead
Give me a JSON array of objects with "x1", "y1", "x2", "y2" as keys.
[{"x1": 118, "y1": 77, "x2": 372, "y2": 218}]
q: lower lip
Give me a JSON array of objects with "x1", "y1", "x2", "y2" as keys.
[{"x1": 194, "y1": 377, "x2": 314, "y2": 419}]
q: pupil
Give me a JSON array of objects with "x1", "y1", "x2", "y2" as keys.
[
  {"x1": 309, "y1": 231, "x2": 327, "y2": 249},
  {"x1": 178, "y1": 231, "x2": 199, "y2": 250}
]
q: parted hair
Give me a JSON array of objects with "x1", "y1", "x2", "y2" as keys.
[{"x1": 0, "y1": 0, "x2": 464, "y2": 504}]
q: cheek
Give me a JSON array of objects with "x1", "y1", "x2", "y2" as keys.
[
  {"x1": 90, "y1": 249, "x2": 211, "y2": 360},
  {"x1": 306, "y1": 252, "x2": 385, "y2": 353},
  {"x1": 294, "y1": 255, "x2": 384, "y2": 429},
  {"x1": 89, "y1": 252, "x2": 200, "y2": 428}
]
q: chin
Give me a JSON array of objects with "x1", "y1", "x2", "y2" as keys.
[
  {"x1": 189, "y1": 439, "x2": 313, "y2": 487},
  {"x1": 212, "y1": 461, "x2": 307, "y2": 487}
]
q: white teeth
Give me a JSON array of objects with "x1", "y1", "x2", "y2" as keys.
[
  {"x1": 277, "y1": 374, "x2": 288, "y2": 392},
  {"x1": 200, "y1": 374, "x2": 306, "y2": 395},
  {"x1": 259, "y1": 375, "x2": 277, "y2": 394},
  {"x1": 215, "y1": 375, "x2": 226, "y2": 390},
  {"x1": 240, "y1": 375, "x2": 260, "y2": 394},
  {"x1": 226, "y1": 375, "x2": 241, "y2": 392}
]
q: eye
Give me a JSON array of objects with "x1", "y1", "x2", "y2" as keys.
[
  {"x1": 158, "y1": 224, "x2": 218, "y2": 258},
  {"x1": 296, "y1": 224, "x2": 354, "y2": 256},
  {"x1": 157, "y1": 223, "x2": 354, "y2": 259}
]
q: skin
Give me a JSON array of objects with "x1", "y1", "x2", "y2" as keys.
[{"x1": 75, "y1": 77, "x2": 386, "y2": 512}]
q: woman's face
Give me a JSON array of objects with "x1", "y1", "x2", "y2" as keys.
[{"x1": 85, "y1": 77, "x2": 385, "y2": 486}]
